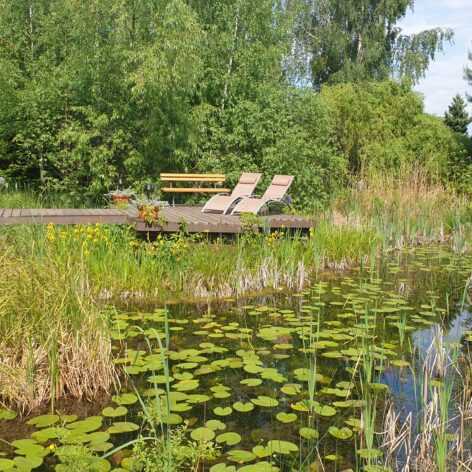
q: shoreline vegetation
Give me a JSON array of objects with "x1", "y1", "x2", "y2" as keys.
[{"x1": 1, "y1": 172, "x2": 472, "y2": 414}]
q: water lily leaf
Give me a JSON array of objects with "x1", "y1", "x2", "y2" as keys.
[
  {"x1": 87, "y1": 432, "x2": 110, "y2": 444},
  {"x1": 174, "y1": 380, "x2": 199, "y2": 392},
  {"x1": 13, "y1": 440, "x2": 48, "y2": 457},
  {"x1": 291, "y1": 401, "x2": 310, "y2": 412},
  {"x1": 191, "y1": 427, "x2": 215, "y2": 442},
  {"x1": 147, "y1": 375, "x2": 174, "y2": 384},
  {"x1": 266, "y1": 440, "x2": 298, "y2": 455},
  {"x1": 160, "y1": 414, "x2": 183, "y2": 425},
  {"x1": 186, "y1": 394, "x2": 211, "y2": 404},
  {"x1": 391, "y1": 359, "x2": 410, "y2": 368},
  {"x1": 238, "y1": 463, "x2": 280, "y2": 472},
  {"x1": 344, "y1": 417, "x2": 362, "y2": 430},
  {"x1": 32, "y1": 427, "x2": 67, "y2": 443},
  {"x1": 209, "y1": 464, "x2": 236, "y2": 472},
  {"x1": 213, "y1": 391, "x2": 232, "y2": 399},
  {"x1": 205, "y1": 420, "x2": 226, "y2": 431},
  {"x1": 112, "y1": 393, "x2": 138, "y2": 405},
  {"x1": 0, "y1": 459, "x2": 15, "y2": 471},
  {"x1": 61, "y1": 415, "x2": 78, "y2": 424},
  {"x1": 357, "y1": 448, "x2": 383, "y2": 459},
  {"x1": 13, "y1": 454, "x2": 43, "y2": 469},
  {"x1": 0, "y1": 409, "x2": 17, "y2": 421},
  {"x1": 280, "y1": 384, "x2": 301, "y2": 396},
  {"x1": 299, "y1": 427, "x2": 319, "y2": 440},
  {"x1": 227, "y1": 449, "x2": 256, "y2": 464},
  {"x1": 233, "y1": 402, "x2": 254, "y2": 413},
  {"x1": 275, "y1": 412, "x2": 297, "y2": 424},
  {"x1": 328, "y1": 426, "x2": 353, "y2": 440},
  {"x1": 313, "y1": 402, "x2": 337, "y2": 417},
  {"x1": 102, "y1": 406, "x2": 128, "y2": 418},
  {"x1": 66, "y1": 417, "x2": 103, "y2": 433},
  {"x1": 214, "y1": 407, "x2": 232, "y2": 417},
  {"x1": 251, "y1": 396, "x2": 279, "y2": 408},
  {"x1": 369, "y1": 383, "x2": 390, "y2": 393},
  {"x1": 216, "y1": 432, "x2": 241, "y2": 446},
  {"x1": 26, "y1": 415, "x2": 59, "y2": 428},
  {"x1": 107, "y1": 422, "x2": 139, "y2": 434},
  {"x1": 252, "y1": 445, "x2": 271, "y2": 458},
  {"x1": 240, "y1": 378, "x2": 262, "y2": 387},
  {"x1": 89, "y1": 442, "x2": 113, "y2": 453}
]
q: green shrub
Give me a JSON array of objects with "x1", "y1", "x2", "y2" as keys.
[{"x1": 193, "y1": 85, "x2": 347, "y2": 210}]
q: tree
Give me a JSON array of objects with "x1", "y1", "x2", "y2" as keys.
[
  {"x1": 444, "y1": 95, "x2": 471, "y2": 134},
  {"x1": 295, "y1": 0, "x2": 453, "y2": 89},
  {"x1": 466, "y1": 50, "x2": 472, "y2": 104}
]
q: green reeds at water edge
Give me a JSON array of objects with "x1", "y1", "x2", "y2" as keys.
[{"x1": 379, "y1": 327, "x2": 472, "y2": 472}]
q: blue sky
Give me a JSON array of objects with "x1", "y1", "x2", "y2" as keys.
[{"x1": 399, "y1": 0, "x2": 471, "y2": 117}]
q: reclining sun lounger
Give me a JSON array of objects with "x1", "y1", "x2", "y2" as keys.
[
  {"x1": 201, "y1": 172, "x2": 262, "y2": 214},
  {"x1": 231, "y1": 175, "x2": 294, "y2": 215}
]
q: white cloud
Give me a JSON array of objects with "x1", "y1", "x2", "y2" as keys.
[{"x1": 399, "y1": 0, "x2": 472, "y2": 116}]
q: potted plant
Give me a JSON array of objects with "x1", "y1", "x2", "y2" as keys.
[{"x1": 107, "y1": 188, "x2": 135, "y2": 205}]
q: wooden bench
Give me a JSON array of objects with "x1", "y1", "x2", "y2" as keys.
[{"x1": 160, "y1": 173, "x2": 231, "y2": 195}]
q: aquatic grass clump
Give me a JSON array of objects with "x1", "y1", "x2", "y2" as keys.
[
  {"x1": 0, "y1": 238, "x2": 116, "y2": 413},
  {"x1": 335, "y1": 170, "x2": 472, "y2": 249}
]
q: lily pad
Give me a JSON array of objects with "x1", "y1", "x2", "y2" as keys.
[
  {"x1": 214, "y1": 407, "x2": 232, "y2": 417},
  {"x1": 112, "y1": 393, "x2": 138, "y2": 405},
  {"x1": 275, "y1": 412, "x2": 297, "y2": 424},
  {"x1": 0, "y1": 459, "x2": 15, "y2": 471},
  {"x1": 191, "y1": 427, "x2": 215, "y2": 442},
  {"x1": 0, "y1": 409, "x2": 17, "y2": 421},
  {"x1": 227, "y1": 449, "x2": 256, "y2": 464},
  {"x1": 209, "y1": 464, "x2": 236, "y2": 472},
  {"x1": 102, "y1": 406, "x2": 128, "y2": 418},
  {"x1": 66, "y1": 417, "x2": 103, "y2": 433},
  {"x1": 26, "y1": 414, "x2": 59, "y2": 428},
  {"x1": 299, "y1": 427, "x2": 319, "y2": 440},
  {"x1": 205, "y1": 420, "x2": 226, "y2": 431},
  {"x1": 239, "y1": 463, "x2": 280, "y2": 472},
  {"x1": 328, "y1": 426, "x2": 353, "y2": 440},
  {"x1": 240, "y1": 378, "x2": 263, "y2": 387},
  {"x1": 233, "y1": 402, "x2": 254, "y2": 413},
  {"x1": 251, "y1": 396, "x2": 279, "y2": 408},
  {"x1": 357, "y1": 448, "x2": 383, "y2": 459},
  {"x1": 107, "y1": 421, "x2": 139, "y2": 434},
  {"x1": 216, "y1": 432, "x2": 242, "y2": 446},
  {"x1": 266, "y1": 440, "x2": 298, "y2": 455}
]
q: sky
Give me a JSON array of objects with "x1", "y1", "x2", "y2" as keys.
[{"x1": 399, "y1": 0, "x2": 471, "y2": 117}]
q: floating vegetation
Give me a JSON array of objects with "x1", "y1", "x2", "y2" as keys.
[{"x1": 1, "y1": 247, "x2": 472, "y2": 470}]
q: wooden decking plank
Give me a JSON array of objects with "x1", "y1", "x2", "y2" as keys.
[{"x1": 0, "y1": 205, "x2": 313, "y2": 233}]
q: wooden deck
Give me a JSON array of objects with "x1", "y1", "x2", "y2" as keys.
[{"x1": 0, "y1": 206, "x2": 313, "y2": 234}]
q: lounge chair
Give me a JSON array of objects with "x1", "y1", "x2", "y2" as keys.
[
  {"x1": 231, "y1": 175, "x2": 294, "y2": 215},
  {"x1": 201, "y1": 172, "x2": 262, "y2": 214}
]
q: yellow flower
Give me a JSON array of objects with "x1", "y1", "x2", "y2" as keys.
[{"x1": 46, "y1": 223, "x2": 56, "y2": 242}]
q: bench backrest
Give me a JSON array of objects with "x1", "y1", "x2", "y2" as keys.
[{"x1": 160, "y1": 173, "x2": 225, "y2": 183}]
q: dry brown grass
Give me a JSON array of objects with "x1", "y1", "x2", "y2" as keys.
[
  {"x1": 334, "y1": 170, "x2": 470, "y2": 248},
  {"x1": 0, "y1": 240, "x2": 117, "y2": 414}
]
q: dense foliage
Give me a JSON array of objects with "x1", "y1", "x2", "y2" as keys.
[
  {"x1": 0, "y1": 0, "x2": 470, "y2": 207},
  {"x1": 445, "y1": 95, "x2": 471, "y2": 135}
]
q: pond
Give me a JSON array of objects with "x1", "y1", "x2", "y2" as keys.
[{"x1": 1, "y1": 246, "x2": 472, "y2": 472}]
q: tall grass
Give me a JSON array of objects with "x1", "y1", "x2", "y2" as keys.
[
  {"x1": 0, "y1": 230, "x2": 117, "y2": 413},
  {"x1": 334, "y1": 171, "x2": 472, "y2": 250}
]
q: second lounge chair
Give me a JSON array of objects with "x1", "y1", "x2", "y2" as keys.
[
  {"x1": 231, "y1": 175, "x2": 294, "y2": 215},
  {"x1": 201, "y1": 172, "x2": 262, "y2": 214}
]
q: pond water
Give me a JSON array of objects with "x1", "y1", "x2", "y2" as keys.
[{"x1": 1, "y1": 246, "x2": 472, "y2": 471}]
